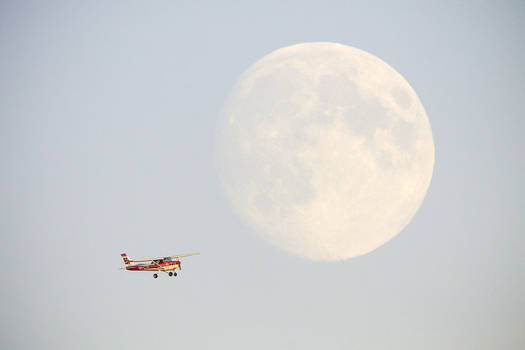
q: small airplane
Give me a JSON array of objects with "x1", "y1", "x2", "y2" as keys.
[{"x1": 120, "y1": 252, "x2": 199, "y2": 279}]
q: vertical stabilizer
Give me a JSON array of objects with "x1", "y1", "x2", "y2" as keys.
[{"x1": 121, "y1": 253, "x2": 135, "y2": 266}]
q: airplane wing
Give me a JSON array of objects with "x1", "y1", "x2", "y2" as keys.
[
  {"x1": 131, "y1": 259, "x2": 159, "y2": 262},
  {"x1": 131, "y1": 253, "x2": 199, "y2": 262},
  {"x1": 171, "y1": 252, "x2": 200, "y2": 259},
  {"x1": 128, "y1": 253, "x2": 199, "y2": 263}
]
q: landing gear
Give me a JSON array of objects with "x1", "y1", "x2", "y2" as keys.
[
  {"x1": 153, "y1": 273, "x2": 158, "y2": 279},
  {"x1": 168, "y1": 272, "x2": 173, "y2": 277},
  {"x1": 173, "y1": 272, "x2": 177, "y2": 277}
]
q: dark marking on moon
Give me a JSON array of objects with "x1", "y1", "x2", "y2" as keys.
[{"x1": 391, "y1": 86, "x2": 412, "y2": 109}]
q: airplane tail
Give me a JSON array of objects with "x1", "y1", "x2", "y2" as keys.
[{"x1": 120, "y1": 253, "x2": 135, "y2": 266}]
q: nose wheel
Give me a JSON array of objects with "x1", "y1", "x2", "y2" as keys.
[{"x1": 153, "y1": 273, "x2": 158, "y2": 279}]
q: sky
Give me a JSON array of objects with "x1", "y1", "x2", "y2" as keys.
[{"x1": 1, "y1": 1, "x2": 524, "y2": 349}]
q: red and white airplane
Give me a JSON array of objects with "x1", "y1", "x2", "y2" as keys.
[{"x1": 120, "y1": 252, "x2": 199, "y2": 278}]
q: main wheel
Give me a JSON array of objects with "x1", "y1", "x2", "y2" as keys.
[
  {"x1": 174, "y1": 272, "x2": 177, "y2": 277},
  {"x1": 168, "y1": 272, "x2": 173, "y2": 277},
  {"x1": 153, "y1": 273, "x2": 158, "y2": 279}
]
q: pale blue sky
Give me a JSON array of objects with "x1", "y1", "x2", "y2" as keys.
[{"x1": 1, "y1": 1, "x2": 524, "y2": 349}]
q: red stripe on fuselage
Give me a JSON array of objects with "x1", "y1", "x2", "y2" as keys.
[{"x1": 125, "y1": 261, "x2": 180, "y2": 271}]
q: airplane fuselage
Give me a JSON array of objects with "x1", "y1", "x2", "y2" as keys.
[{"x1": 125, "y1": 260, "x2": 181, "y2": 272}]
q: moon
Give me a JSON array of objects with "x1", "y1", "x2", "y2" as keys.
[{"x1": 216, "y1": 42, "x2": 434, "y2": 261}]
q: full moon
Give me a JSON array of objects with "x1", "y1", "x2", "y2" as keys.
[{"x1": 216, "y1": 42, "x2": 434, "y2": 261}]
